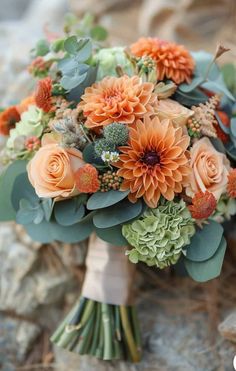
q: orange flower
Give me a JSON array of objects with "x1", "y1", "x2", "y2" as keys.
[
  {"x1": 227, "y1": 169, "x2": 236, "y2": 198},
  {"x1": 17, "y1": 96, "x2": 35, "y2": 115},
  {"x1": 78, "y1": 75, "x2": 157, "y2": 129},
  {"x1": 115, "y1": 116, "x2": 190, "y2": 208},
  {"x1": 75, "y1": 164, "x2": 100, "y2": 193},
  {"x1": 0, "y1": 106, "x2": 20, "y2": 136},
  {"x1": 130, "y1": 37, "x2": 195, "y2": 84},
  {"x1": 188, "y1": 191, "x2": 217, "y2": 219},
  {"x1": 35, "y1": 77, "x2": 53, "y2": 112}
]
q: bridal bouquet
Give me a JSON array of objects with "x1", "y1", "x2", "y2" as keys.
[{"x1": 1, "y1": 14, "x2": 236, "y2": 362}]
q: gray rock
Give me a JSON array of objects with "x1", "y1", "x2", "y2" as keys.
[
  {"x1": 0, "y1": 313, "x2": 41, "y2": 369},
  {"x1": 219, "y1": 311, "x2": 236, "y2": 343}
]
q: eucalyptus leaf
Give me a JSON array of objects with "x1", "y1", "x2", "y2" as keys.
[
  {"x1": 54, "y1": 197, "x2": 85, "y2": 226},
  {"x1": 64, "y1": 36, "x2": 79, "y2": 54},
  {"x1": 209, "y1": 137, "x2": 226, "y2": 154},
  {"x1": 82, "y1": 143, "x2": 96, "y2": 163},
  {"x1": 93, "y1": 199, "x2": 143, "y2": 228},
  {"x1": 87, "y1": 190, "x2": 129, "y2": 210},
  {"x1": 66, "y1": 65, "x2": 98, "y2": 103},
  {"x1": 76, "y1": 39, "x2": 92, "y2": 62},
  {"x1": 34, "y1": 39, "x2": 50, "y2": 56},
  {"x1": 184, "y1": 220, "x2": 223, "y2": 262},
  {"x1": 202, "y1": 80, "x2": 235, "y2": 102},
  {"x1": 230, "y1": 117, "x2": 236, "y2": 137},
  {"x1": 95, "y1": 225, "x2": 128, "y2": 246},
  {"x1": 11, "y1": 172, "x2": 38, "y2": 211},
  {"x1": 184, "y1": 236, "x2": 227, "y2": 282},
  {"x1": 41, "y1": 198, "x2": 54, "y2": 222},
  {"x1": 61, "y1": 72, "x2": 87, "y2": 90},
  {"x1": 215, "y1": 112, "x2": 230, "y2": 134},
  {"x1": 0, "y1": 161, "x2": 27, "y2": 221},
  {"x1": 225, "y1": 141, "x2": 236, "y2": 160},
  {"x1": 174, "y1": 89, "x2": 207, "y2": 107},
  {"x1": 179, "y1": 76, "x2": 204, "y2": 93}
]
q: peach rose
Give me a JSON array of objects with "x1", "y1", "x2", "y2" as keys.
[
  {"x1": 27, "y1": 143, "x2": 85, "y2": 199},
  {"x1": 186, "y1": 137, "x2": 230, "y2": 200},
  {"x1": 156, "y1": 99, "x2": 193, "y2": 128}
]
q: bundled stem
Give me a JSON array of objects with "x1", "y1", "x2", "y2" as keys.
[{"x1": 51, "y1": 297, "x2": 142, "y2": 362}]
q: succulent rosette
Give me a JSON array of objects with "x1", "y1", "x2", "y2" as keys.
[{"x1": 0, "y1": 14, "x2": 236, "y2": 364}]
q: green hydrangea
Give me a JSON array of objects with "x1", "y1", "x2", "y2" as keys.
[
  {"x1": 94, "y1": 139, "x2": 116, "y2": 157},
  {"x1": 7, "y1": 105, "x2": 45, "y2": 149},
  {"x1": 103, "y1": 123, "x2": 129, "y2": 146},
  {"x1": 94, "y1": 47, "x2": 134, "y2": 80},
  {"x1": 122, "y1": 200, "x2": 195, "y2": 269}
]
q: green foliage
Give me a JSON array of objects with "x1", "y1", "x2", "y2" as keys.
[
  {"x1": 221, "y1": 63, "x2": 236, "y2": 96},
  {"x1": 0, "y1": 161, "x2": 27, "y2": 221},
  {"x1": 90, "y1": 25, "x2": 108, "y2": 41},
  {"x1": 95, "y1": 225, "x2": 128, "y2": 246},
  {"x1": 58, "y1": 37, "x2": 95, "y2": 91},
  {"x1": 177, "y1": 51, "x2": 235, "y2": 105},
  {"x1": 122, "y1": 200, "x2": 195, "y2": 268},
  {"x1": 184, "y1": 236, "x2": 227, "y2": 282},
  {"x1": 174, "y1": 89, "x2": 207, "y2": 107},
  {"x1": 103, "y1": 123, "x2": 129, "y2": 146},
  {"x1": 93, "y1": 199, "x2": 143, "y2": 228},
  {"x1": 33, "y1": 39, "x2": 50, "y2": 56},
  {"x1": 54, "y1": 196, "x2": 86, "y2": 226},
  {"x1": 184, "y1": 220, "x2": 223, "y2": 262},
  {"x1": 87, "y1": 190, "x2": 129, "y2": 210}
]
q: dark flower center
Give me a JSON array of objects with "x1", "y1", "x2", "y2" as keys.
[{"x1": 142, "y1": 151, "x2": 160, "y2": 166}]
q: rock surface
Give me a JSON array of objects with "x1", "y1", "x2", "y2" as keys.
[{"x1": 219, "y1": 311, "x2": 236, "y2": 343}]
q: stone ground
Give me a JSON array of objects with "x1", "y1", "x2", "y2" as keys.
[{"x1": 0, "y1": 1, "x2": 236, "y2": 370}]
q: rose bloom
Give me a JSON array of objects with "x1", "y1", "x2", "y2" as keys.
[
  {"x1": 27, "y1": 140, "x2": 85, "y2": 199},
  {"x1": 186, "y1": 137, "x2": 230, "y2": 200},
  {"x1": 156, "y1": 99, "x2": 194, "y2": 128}
]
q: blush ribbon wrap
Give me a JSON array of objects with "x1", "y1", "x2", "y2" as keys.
[{"x1": 82, "y1": 233, "x2": 136, "y2": 306}]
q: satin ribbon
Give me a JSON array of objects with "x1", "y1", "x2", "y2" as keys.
[{"x1": 82, "y1": 233, "x2": 136, "y2": 305}]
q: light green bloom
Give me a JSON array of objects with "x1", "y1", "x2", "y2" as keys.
[
  {"x1": 212, "y1": 194, "x2": 236, "y2": 223},
  {"x1": 94, "y1": 47, "x2": 134, "y2": 80},
  {"x1": 7, "y1": 105, "x2": 45, "y2": 149},
  {"x1": 122, "y1": 199, "x2": 195, "y2": 269}
]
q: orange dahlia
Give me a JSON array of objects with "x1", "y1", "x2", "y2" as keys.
[
  {"x1": 0, "y1": 106, "x2": 20, "y2": 136},
  {"x1": 17, "y1": 95, "x2": 35, "y2": 115},
  {"x1": 75, "y1": 164, "x2": 100, "y2": 193},
  {"x1": 227, "y1": 169, "x2": 236, "y2": 198},
  {"x1": 188, "y1": 191, "x2": 217, "y2": 219},
  {"x1": 115, "y1": 116, "x2": 190, "y2": 207},
  {"x1": 35, "y1": 77, "x2": 53, "y2": 113},
  {"x1": 130, "y1": 37, "x2": 195, "y2": 84},
  {"x1": 78, "y1": 75, "x2": 157, "y2": 129}
]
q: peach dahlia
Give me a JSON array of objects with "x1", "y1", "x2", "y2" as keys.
[
  {"x1": 115, "y1": 116, "x2": 191, "y2": 208},
  {"x1": 78, "y1": 75, "x2": 157, "y2": 129},
  {"x1": 130, "y1": 37, "x2": 194, "y2": 84}
]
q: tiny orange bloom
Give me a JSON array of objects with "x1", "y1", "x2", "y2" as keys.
[
  {"x1": 35, "y1": 77, "x2": 53, "y2": 112},
  {"x1": 188, "y1": 191, "x2": 217, "y2": 219},
  {"x1": 75, "y1": 164, "x2": 100, "y2": 193},
  {"x1": 227, "y1": 169, "x2": 236, "y2": 198},
  {"x1": 0, "y1": 106, "x2": 21, "y2": 136},
  {"x1": 130, "y1": 37, "x2": 194, "y2": 84}
]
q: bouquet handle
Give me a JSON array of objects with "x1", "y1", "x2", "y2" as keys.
[{"x1": 51, "y1": 234, "x2": 142, "y2": 362}]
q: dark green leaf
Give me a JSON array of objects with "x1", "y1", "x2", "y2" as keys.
[
  {"x1": 93, "y1": 199, "x2": 143, "y2": 228},
  {"x1": 0, "y1": 161, "x2": 27, "y2": 221},
  {"x1": 184, "y1": 236, "x2": 227, "y2": 282},
  {"x1": 209, "y1": 137, "x2": 226, "y2": 154},
  {"x1": 54, "y1": 197, "x2": 85, "y2": 226},
  {"x1": 174, "y1": 89, "x2": 207, "y2": 107},
  {"x1": 185, "y1": 220, "x2": 223, "y2": 262},
  {"x1": 95, "y1": 225, "x2": 128, "y2": 246},
  {"x1": 87, "y1": 190, "x2": 129, "y2": 210},
  {"x1": 82, "y1": 143, "x2": 96, "y2": 163}
]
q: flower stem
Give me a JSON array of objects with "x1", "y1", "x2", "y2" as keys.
[{"x1": 120, "y1": 305, "x2": 141, "y2": 363}]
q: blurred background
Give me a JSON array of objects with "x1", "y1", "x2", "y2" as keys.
[{"x1": 0, "y1": 0, "x2": 236, "y2": 370}]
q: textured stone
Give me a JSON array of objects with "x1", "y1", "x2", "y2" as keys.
[{"x1": 219, "y1": 311, "x2": 236, "y2": 343}]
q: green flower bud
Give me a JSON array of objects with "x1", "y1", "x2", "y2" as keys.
[
  {"x1": 103, "y1": 123, "x2": 129, "y2": 146},
  {"x1": 94, "y1": 138, "x2": 116, "y2": 158},
  {"x1": 122, "y1": 199, "x2": 195, "y2": 269},
  {"x1": 94, "y1": 47, "x2": 134, "y2": 80}
]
